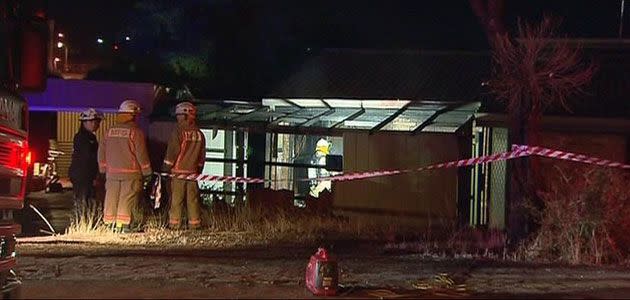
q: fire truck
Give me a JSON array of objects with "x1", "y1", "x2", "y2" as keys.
[{"x1": 0, "y1": 0, "x2": 49, "y2": 297}]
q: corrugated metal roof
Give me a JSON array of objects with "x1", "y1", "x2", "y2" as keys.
[{"x1": 153, "y1": 99, "x2": 479, "y2": 135}]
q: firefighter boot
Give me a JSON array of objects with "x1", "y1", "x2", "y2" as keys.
[
  {"x1": 129, "y1": 223, "x2": 145, "y2": 233},
  {"x1": 115, "y1": 221, "x2": 136, "y2": 234},
  {"x1": 168, "y1": 223, "x2": 183, "y2": 230},
  {"x1": 116, "y1": 223, "x2": 133, "y2": 234},
  {"x1": 121, "y1": 225, "x2": 133, "y2": 234},
  {"x1": 188, "y1": 222, "x2": 202, "y2": 230}
]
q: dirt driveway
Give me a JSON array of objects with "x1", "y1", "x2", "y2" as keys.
[{"x1": 14, "y1": 241, "x2": 630, "y2": 299}]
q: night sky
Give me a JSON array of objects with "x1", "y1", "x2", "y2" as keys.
[
  {"x1": 48, "y1": 0, "x2": 627, "y2": 52},
  {"x1": 44, "y1": 0, "x2": 628, "y2": 97}
]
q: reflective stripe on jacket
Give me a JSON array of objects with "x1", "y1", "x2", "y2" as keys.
[
  {"x1": 98, "y1": 121, "x2": 152, "y2": 179},
  {"x1": 162, "y1": 125, "x2": 205, "y2": 174}
]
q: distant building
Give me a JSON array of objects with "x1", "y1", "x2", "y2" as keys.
[
  {"x1": 151, "y1": 48, "x2": 489, "y2": 228},
  {"x1": 23, "y1": 78, "x2": 156, "y2": 178}
]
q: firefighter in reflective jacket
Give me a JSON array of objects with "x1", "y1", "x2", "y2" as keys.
[
  {"x1": 98, "y1": 100, "x2": 152, "y2": 233},
  {"x1": 163, "y1": 102, "x2": 206, "y2": 229}
]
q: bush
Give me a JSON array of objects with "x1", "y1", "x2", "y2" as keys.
[{"x1": 519, "y1": 163, "x2": 630, "y2": 264}]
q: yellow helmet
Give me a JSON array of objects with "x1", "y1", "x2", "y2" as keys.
[{"x1": 316, "y1": 138, "x2": 330, "y2": 155}]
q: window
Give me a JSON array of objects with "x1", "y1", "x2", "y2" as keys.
[
  {"x1": 198, "y1": 129, "x2": 247, "y2": 205},
  {"x1": 266, "y1": 133, "x2": 342, "y2": 201}
]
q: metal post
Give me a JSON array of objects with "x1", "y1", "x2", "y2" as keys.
[
  {"x1": 64, "y1": 46, "x2": 69, "y2": 72},
  {"x1": 235, "y1": 131, "x2": 245, "y2": 204}
]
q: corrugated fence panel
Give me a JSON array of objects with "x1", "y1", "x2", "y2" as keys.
[
  {"x1": 489, "y1": 127, "x2": 508, "y2": 230},
  {"x1": 55, "y1": 112, "x2": 117, "y2": 178}
]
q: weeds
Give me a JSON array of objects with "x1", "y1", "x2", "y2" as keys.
[
  {"x1": 56, "y1": 164, "x2": 630, "y2": 264},
  {"x1": 518, "y1": 164, "x2": 630, "y2": 265},
  {"x1": 62, "y1": 203, "x2": 387, "y2": 249}
]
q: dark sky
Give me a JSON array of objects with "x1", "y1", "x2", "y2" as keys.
[
  {"x1": 44, "y1": 0, "x2": 629, "y2": 97},
  {"x1": 48, "y1": 0, "x2": 628, "y2": 53},
  {"x1": 47, "y1": 0, "x2": 136, "y2": 58},
  {"x1": 48, "y1": 0, "x2": 134, "y2": 42}
]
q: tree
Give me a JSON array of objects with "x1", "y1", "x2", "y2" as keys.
[
  {"x1": 85, "y1": 0, "x2": 216, "y2": 98},
  {"x1": 488, "y1": 17, "x2": 595, "y2": 246}
]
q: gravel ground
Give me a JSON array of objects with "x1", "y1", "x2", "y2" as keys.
[{"x1": 14, "y1": 239, "x2": 630, "y2": 299}]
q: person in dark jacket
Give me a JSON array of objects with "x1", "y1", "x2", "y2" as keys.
[{"x1": 69, "y1": 108, "x2": 103, "y2": 224}]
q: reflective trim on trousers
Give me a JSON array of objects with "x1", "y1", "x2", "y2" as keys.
[
  {"x1": 116, "y1": 215, "x2": 131, "y2": 222},
  {"x1": 103, "y1": 215, "x2": 116, "y2": 222}
]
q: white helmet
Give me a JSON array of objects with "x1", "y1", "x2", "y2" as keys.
[
  {"x1": 79, "y1": 108, "x2": 103, "y2": 121},
  {"x1": 118, "y1": 100, "x2": 141, "y2": 114},
  {"x1": 175, "y1": 102, "x2": 197, "y2": 118}
]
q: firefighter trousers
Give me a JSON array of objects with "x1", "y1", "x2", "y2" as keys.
[
  {"x1": 72, "y1": 180, "x2": 97, "y2": 225},
  {"x1": 169, "y1": 178, "x2": 202, "y2": 228},
  {"x1": 103, "y1": 179, "x2": 141, "y2": 226}
]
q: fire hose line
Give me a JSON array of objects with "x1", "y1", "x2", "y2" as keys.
[{"x1": 29, "y1": 203, "x2": 57, "y2": 235}]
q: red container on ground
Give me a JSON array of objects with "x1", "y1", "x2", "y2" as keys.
[{"x1": 305, "y1": 248, "x2": 339, "y2": 296}]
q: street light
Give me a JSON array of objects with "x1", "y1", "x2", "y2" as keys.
[
  {"x1": 97, "y1": 38, "x2": 104, "y2": 44},
  {"x1": 58, "y1": 33, "x2": 64, "y2": 38},
  {"x1": 125, "y1": 36, "x2": 130, "y2": 41},
  {"x1": 57, "y1": 41, "x2": 64, "y2": 48}
]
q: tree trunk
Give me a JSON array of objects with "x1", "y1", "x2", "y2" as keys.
[
  {"x1": 507, "y1": 121, "x2": 529, "y2": 247},
  {"x1": 506, "y1": 96, "x2": 540, "y2": 247}
]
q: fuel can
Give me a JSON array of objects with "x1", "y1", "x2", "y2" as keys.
[{"x1": 305, "y1": 247, "x2": 338, "y2": 296}]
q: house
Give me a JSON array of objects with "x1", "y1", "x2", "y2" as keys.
[{"x1": 150, "y1": 48, "x2": 490, "y2": 228}]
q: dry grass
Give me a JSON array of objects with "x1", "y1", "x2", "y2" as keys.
[
  {"x1": 517, "y1": 164, "x2": 630, "y2": 265},
  {"x1": 60, "y1": 205, "x2": 387, "y2": 249},
  {"x1": 383, "y1": 226, "x2": 508, "y2": 259}
]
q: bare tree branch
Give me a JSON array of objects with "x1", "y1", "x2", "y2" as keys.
[{"x1": 489, "y1": 16, "x2": 596, "y2": 119}]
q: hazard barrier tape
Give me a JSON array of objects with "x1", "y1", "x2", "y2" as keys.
[
  {"x1": 308, "y1": 148, "x2": 531, "y2": 182},
  {"x1": 513, "y1": 144, "x2": 630, "y2": 169},
  {"x1": 154, "y1": 144, "x2": 629, "y2": 184},
  {"x1": 155, "y1": 172, "x2": 266, "y2": 184},
  {"x1": 308, "y1": 145, "x2": 629, "y2": 182},
  {"x1": 153, "y1": 148, "x2": 527, "y2": 184}
]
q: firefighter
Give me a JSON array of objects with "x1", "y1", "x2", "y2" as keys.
[
  {"x1": 163, "y1": 102, "x2": 206, "y2": 230},
  {"x1": 98, "y1": 100, "x2": 152, "y2": 233},
  {"x1": 68, "y1": 108, "x2": 103, "y2": 225},
  {"x1": 309, "y1": 138, "x2": 332, "y2": 197}
]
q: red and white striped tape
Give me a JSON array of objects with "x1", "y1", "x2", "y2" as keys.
[
  {"x1": 157, "y1": 144, "x2": 628, "y2": 184},
  {"x1": 157, "y1": 172, "x2": 266, "y2": 184},
  {"x1": 309, "y1": 147, "x2": 531, "y2": 182},
  {"x1": 513, "y1": 144, "x2": 630, "y2": 169}
]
